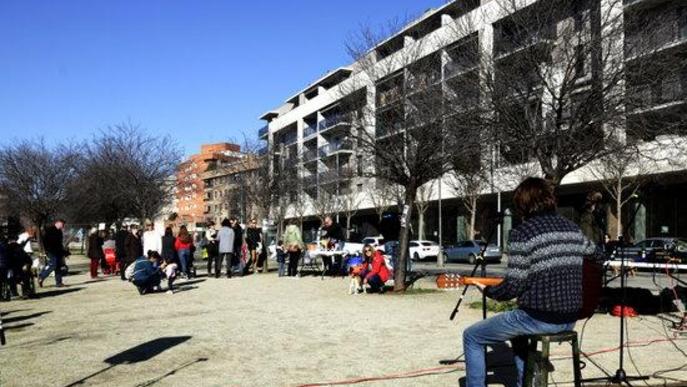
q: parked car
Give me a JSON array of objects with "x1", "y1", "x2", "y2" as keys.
[
  {"x1": 409, "y1": 240, "x2": 440, "y2": 261},
  {"x1": 610, "y1": 237, "x2": 687, "y2": 263},
  {"x1": 332, "y1": 236, "x2": 386, "y2": 255},
  {"x1": 442, "y1": 240, "x2": 502, "y2": 264}
]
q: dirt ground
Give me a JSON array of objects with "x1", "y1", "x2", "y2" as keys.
[{"x1": 0, "y1": 255, "x2": 686, "y2": 387}]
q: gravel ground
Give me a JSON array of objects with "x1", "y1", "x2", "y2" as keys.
[{"x1": 0, "y1": 255, "x2": 685, "y2": 387}]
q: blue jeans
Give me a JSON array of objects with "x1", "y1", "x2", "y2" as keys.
[
  {"x1": 178, "y1": 249, "x2": 191, "y2": 275},
  {"x1": 278, "y1": 261, "x2": 286, "y2": 277},
  {"x1": 463, "y1": 309, "x2": 575, "y2": 387},
  {"x1": 39, "y1": 253, "x2": 63, "y2": 286}
]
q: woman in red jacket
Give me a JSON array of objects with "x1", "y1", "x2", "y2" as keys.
[
  {"x1": 174, "y1": 226, "x2": 194, "y2": 278},
  {"x1": 363, "y1": 244, "x2": 390, "y2": 293}
]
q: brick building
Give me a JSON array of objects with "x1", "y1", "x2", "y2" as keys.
[{"x1": 176, "y1": 143, "x2": 242, "y2": 228}]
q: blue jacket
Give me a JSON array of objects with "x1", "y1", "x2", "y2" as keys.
[{"x1": 131, "y1": 257, "x2": 159, "y2": 284}]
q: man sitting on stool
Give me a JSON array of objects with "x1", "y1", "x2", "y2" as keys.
[{"x1": 462, "y1": 177, "x2": 597, "y2": 387}]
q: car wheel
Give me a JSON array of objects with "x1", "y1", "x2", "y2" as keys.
[
  {"x1": 468, "y1": 254, "x2": 476, "y2": 265},
  {"x1": 413, "y1": 252, "x2": 420, "y2": 261}
]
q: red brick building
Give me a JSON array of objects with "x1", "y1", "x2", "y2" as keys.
[{"x1": 176, "y1": 143, "x2": 241, "y2": 228}]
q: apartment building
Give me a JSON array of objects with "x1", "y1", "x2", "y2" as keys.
[
  {"x1": 259, "y1": 0, "x2": 687, "y2": 242},
  {"x1": 202, "y1": 155, "x2": 261, "y2": 226},
  {"x1": 176, "y1": 143, "x2": 242, "y2": 228}
]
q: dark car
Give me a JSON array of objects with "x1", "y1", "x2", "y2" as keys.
[
  {"x1": 610, "y1": 237, "x2": 687, "y2": 263},
  {"x1": 442, "y1": 240, "x2": 502, "y2": 264}
]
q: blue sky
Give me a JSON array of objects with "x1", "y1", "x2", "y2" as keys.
[{"x1": 0, "y1": 0, "x2": 444, "y2": 155}]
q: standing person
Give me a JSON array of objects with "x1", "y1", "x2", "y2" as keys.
[
  {"x1": 215, "y1": 219, "x2": 235, "y2": 278},
  {"x1": 161, "y1": 227, "x2": 176, "y2": 265},
  {"x1": 17, "y1": 226, "x2": 38, "y2": 276},
  {"x1": 115, "y1": 225, "x2": 129, "y2": 280},
  {"x1": 276, "y1": 240, "x2": 287, "y2": 277},
  {"x1": 321, "y1": 216, "x2": 345, "y2": 274},
  {"x1": 142, "y1": 223, "x2": 162, "y2": 256},
  {"x1": 461, "y1": 178, "x2": 597, "y2": 387},
  {"x1": 205, "y1": 233, "x2": 219, "y2": 276},
  {"x1": 38, "y1": 219, "x2": 69, "y2": 288},
  {"x1": 283, "y1": 222, "x2": 304, "y2": 277},
  {"x1": 86, "y1": 228, "x2": 105, "y2": 279},
  {"x1": 174, "y1": 225, "x2": 194, "y2": 278},
  {"x1": 230, "y1": 217, "x2": 244, "y2": 274},
  {"x1": 246, "y1": 219, "x2": 262, "y2": 273},
  {"x1": 123, "y1": 225, "x2": 143, "y2": 275}
]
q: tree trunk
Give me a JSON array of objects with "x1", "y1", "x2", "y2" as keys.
[
  {"x1": 346, "y1": 216, "x2": 352, "y2": 240},
  {"x1": 418, "y1": 211, "x2": 425, "y2": 240},
  {"x1": 616, "y1": 180, "x2": 623, "y2": 238},
  {"x1": 469, "y1": 198, "x2": 477, "y2": 240},
  {"x1": 394, "y1": 185, "x2": 417, "y2": 292}
]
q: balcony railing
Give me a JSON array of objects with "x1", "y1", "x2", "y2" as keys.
[
  {"x1": 625, "y1": 18, "x2": 687, "y2": 60},
  {"x1": 376, "y1": 87, "x2": 403, "y2": 108},
  {"x1": 318, "y1": 141, "x2": 354, "y2": 158},
  {"x1": 407, "y1": 71, "x2": 441, "y2": 91},
  {"x1": 277, "y1": 132, "x2": 298, "y2": 147},
  {"x1": 258, "y1": 125, "x2": 268, "y2": 138},
  {"x1": 257, "y1": 146, "x2": 268, "y2": 156},
  {"x1": 319, "y1": 167, "x2": 355, "y2": 185},
  {"x1": 444, "y1": 57, "x2": 479, "y2": 79},
  {"x1": 494, "y1": 27, "x2": 556, "y2": 58},
  {"x1": 303, "y1": 124, "x2": 318, "y2": 138},
  {"x1": 303, "y1": 148, "x2": 319, "y2": 162},
  {"x1": 318, "y1": 114, "x2": 353, "y2": 131},
  {"x1": 628, "y1": 78, "x2": 686, "y2": 113}
]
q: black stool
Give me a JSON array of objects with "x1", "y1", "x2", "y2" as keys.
[{"x1": 524, "y1": 331, "x2": 582, "y2": 387}]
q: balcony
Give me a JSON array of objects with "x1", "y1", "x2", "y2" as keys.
[
  {"x1": 444, "y1": 57, "x2": 479, "y2": 80},
  {"x1": 303, "y1": 148, "x2": 319, "y2": 163},
  {"x1": 407, "y1": 71, "x2": 441, "y2": 92},
  {"x1": 625, "y1": 17, "x2": 687, "y2": 61},
  {"x1": 257, "y1": 146, "x2": 268, "y2": 156},
  {"x1": 319, "y1": 167, "x2": 355, "y2": 185},
  {"x1": 277, "y1": 132, "x2": 298, "y2": 147},
  {"x1": 494, "y1": 27, "x2": 556, "y2": 59},
  {"x1": 318, "y1": 141, "x2": 354, "y2": 158},
  {"x1": 258, "y1": 125, "x2": 268, "y2": 139},
  {"x1": 303, "y1": 124, "x2": 318, "y2": 139},
  {"x1": 318, "y1": 114, "x2": 353, "y2": 132},
  {"x1": 302, "y1": 174, "x2": 318, "y2": 187},
  {"x1": 376, "y1": 87, "x2": 403, "y2": 109},
  {"x1": 627, "y1": 78, "x2": 686, "y2": 115}
]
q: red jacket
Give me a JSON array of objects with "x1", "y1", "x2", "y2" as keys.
[
  {"x1": 174, "y1": 237, "x2": 193, "y2": 251},
  {"x1": 366, "y1": 251, "x2": 390, "y2": 283}
]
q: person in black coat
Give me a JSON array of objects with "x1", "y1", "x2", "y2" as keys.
[
  {"x1": 161, "y1": 227, "x2": 177, "y2": 264},
  {"x1": 6, "y1": 235, "x2": 34, "y2": 298},
  {"x1": 230, "y1": 218, "x2": 244, "y2": 270},
  {"x1": 246, "y1": 219, "x2": 262, "y2": 273},
  {"x1": 123, "y1": 226, "x2": 143, "y2": 274},
  {"x1": 115, "y1": 225, "x2": 129, "y2": 280},
  {"x1": 87, "y1": 230, "x2": 105, "y2": 279},
  {"x1": 38, "y1": 219, "x2": 68, "y2": 288}
]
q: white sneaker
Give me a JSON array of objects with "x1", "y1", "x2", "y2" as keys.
[{"x1": 166, "y1": 290, "x2": 174, "y2": 295}]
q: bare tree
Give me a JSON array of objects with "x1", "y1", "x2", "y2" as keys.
[
  {"x1": 414, "y1": 180, "x2": 435, "y2": 241},
  {"x1": 445, "y1": 0, "x2": 685, "y2": 188},
  {"x1": 0, "y1": 139, "x2": 80, "y2": 233},
  {"x1": 587, "y1": 140, "x2": 653, "y2": 238},
  {"x1": 338, "y1": 171, "x2": 364, "y2": 240},
  {"x1": 345, "y1": 19, "x2": 455, "y2": 291},
  {"x1": 75, "y1": 123, "x2": 181, "y2": 223},
  {"x1": 449, "y1": 170, "x2": 490, "y2": 241}
]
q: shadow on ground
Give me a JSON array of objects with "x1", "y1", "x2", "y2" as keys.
[
  {"x1": 64, "y1": 336, "x2": 194, "y2": 387},
  {"x1": 35, "y1": 287, "x2": 84, "y2": 299}
]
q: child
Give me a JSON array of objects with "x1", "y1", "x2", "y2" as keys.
[
  {"x1": 150, "y1": 250, "x2": 177, "y2": 294},
  {"x1": 276, "y1": 240, "x2": 287, "y2": 277}
]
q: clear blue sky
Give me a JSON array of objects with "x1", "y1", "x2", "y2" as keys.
[{"x1": 0, "y1": 0, "x2": 444, "y2": 156}]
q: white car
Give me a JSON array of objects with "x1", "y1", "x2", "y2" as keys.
[
  {"x1": 409, "y1": 240, "x2": 441, "y2": 261},
  {"x1": 360, "y1": 236, "x2": 386, "y2": 252}
]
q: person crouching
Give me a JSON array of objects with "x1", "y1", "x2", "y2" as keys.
[
  {"x1": 130, "y1": 254, "x2": 162, "y2": 295},
  {"x1": 363, "y1": 245, "x2": 389, "y2": 294}
]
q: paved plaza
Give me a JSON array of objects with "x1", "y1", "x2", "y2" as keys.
[{"x1": 0, "y1": 255, "x2": 686, "y2": 386}]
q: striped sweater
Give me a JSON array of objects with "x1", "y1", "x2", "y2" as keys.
[{"x1": 485, "y1": 211, "x2": 596, "y2": 323}]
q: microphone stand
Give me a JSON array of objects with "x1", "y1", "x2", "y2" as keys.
[
  {"x1": 440, "y1": 214, "x2": 502, "y2": 365},
  {"x1": 583, "y1": 199, "x2": 648, "y2": 386}
]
